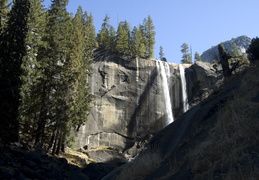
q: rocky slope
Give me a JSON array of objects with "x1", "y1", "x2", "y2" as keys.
[
  {"x1": 103, "y1": 63, "x2": 259, "y2": 180},
  {"x1": 201, "y1": 35, "x2": 251, "y2": 62}
]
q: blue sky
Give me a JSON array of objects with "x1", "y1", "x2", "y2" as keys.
[{"x1": 43, "y1": 0, "x2": 259, "y2": 63}]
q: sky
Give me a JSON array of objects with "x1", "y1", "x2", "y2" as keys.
[{"x1": 43, "y1": 0, "x2": 259, "y2": 64}]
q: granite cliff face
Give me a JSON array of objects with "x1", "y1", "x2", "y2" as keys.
[
  {"x1": 103, "y1": 64, "x2": 259, "y2": 180},
  {"x1": 75, "y1": 50, "x2": 223, "y2": 159},
  {"x1": 187, "y1": 61, "x2": 223, "y2": 106},
  {"x1": 201, "y1": 35, "x2": 251, "y2": 63}
]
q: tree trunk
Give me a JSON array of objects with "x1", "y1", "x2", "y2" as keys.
[
  {"x1": 56, "y1": 132, "x2": 63, "y2": 155},
  {"x1": 218, "y1": 44, "x2": 232, "y2": 78},
  {"x1": 34, "y1": 85, "x2": 47, "y2": 147},
  {"x1": 47, "y1": 129, "x2": 55, "y2": 151},
  {"x1": 52, "y1": 129, "x2": 59, "y2": 155}
]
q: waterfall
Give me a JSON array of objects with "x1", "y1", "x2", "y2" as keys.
[
  {"x1": 157, "y1": 60, "x2": 174, "y2": 126},
  {"x1": 136, "y1": 57, "x2": 139, "y2": 82},
  {"x1": 179, "y1": 64, "x2": 189, "y2": 112}
]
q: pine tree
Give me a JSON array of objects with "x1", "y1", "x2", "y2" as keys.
[
  {"x1": 115, "y1": 20, "x2": 131, "y2": 54},
  {"x1": 0, "y1": 0, "x2": 30, "y2": 143},
  {"x1": 181, "y1": 43, "x2": 192, "y2": 64},
  {"x1": 130, "y1": 25, "x2": 146, "y2": 58},
  {"x1": 143, "y1": 15, "x2": 156, "y2": 59},
  {"x1": 159, "y1": 46, "x2": 164, "y2": 60},
  {"x1": 19, "y1": 0, "x2": 46, "y2": 142},
  {"x1": 66, "y1": 6, "x2": 92, "y2": 147},
  {"x1": 130, "y1": 26, "x2": 138, "y2": 57},
  {"x1": 31, "y1": 0, "x2": 75, "y2": 154},
  {"x1": 81, "y1": 10, "x2": 97, "y2": 55},
  {"x1": 80, "y1": 10, "x2": 95, "y2": 107},
  {"x1": 47, "y1": 0, "x2": 75, "y2": 155},
  {"x1": 108, "y1": 25, "x2": 116, "y2": 52},
  {"x1": 97, "y1": 14, "x2": 112, "y2": 50},
  {"x1": 194, "y1": 52, "x2": 202, "y2": 62}
]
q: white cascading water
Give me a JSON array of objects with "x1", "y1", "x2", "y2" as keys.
[
  {"x1": 157, "y1": 60, "x2": 174, "y2": 126},
  {"x1": 136, "y1": 57, "x2": 139, "y2": 82},
  {"x1": 179, "y1": 64, "x2": 189, "y2": 112}
]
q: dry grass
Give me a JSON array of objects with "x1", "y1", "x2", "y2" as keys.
[
  {"x1": 188, "y1": 65, "x2": 259, "y2": 179},
  {"x1": 58, "y1": 149, "x2": 93, "y2": 168},
  {"x1": 58, "y1": 146, "x2": 119, "y2": 168}
]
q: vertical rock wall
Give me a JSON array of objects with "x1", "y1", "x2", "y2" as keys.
[
  {"x1": 75, "y1": 50, "x2": 222, "y2": 156},
  {"x1": 76, "y1": 51, "x2": 185, "y2": 152}
]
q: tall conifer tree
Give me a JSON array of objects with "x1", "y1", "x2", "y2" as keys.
[
  {"x1": 47, "y1": 0, "x2": 73, "y2": 154},
  {"x1": 181, "y1": 43, "x2": 192, "y2": 64},
  {"x1": 130, "y1": 26, "x2": 139, "y2": 57},
  {"x1": 108, "y1": 25, "x2": 116, "y2": 52},
  {"x1": 32, "y1": 0, "x2": 74, "y2": 154},
  {"x1": 82, "y1": 11, "x2": 97, "y2": 57},
  {"x1": 115, "y1": 20, "x2": 131, "y2": 54},
  {"x1": 0, "y1": 0, "x2": 30, "y2": 143},
  {"x1": 131, "y1": 25, "x2": 146, "y2": 58},
  {"x1": 97, "y1": 14, "x2": 112, "y2": 50},
  {"x1": 67, "y1": 6, "x2": 93, "y2": 146},
  {"x1": 143, "y1": 15, "x2": 156, "y2": 59},
  {"x1": 19, "y1": 0, "x2": 46, "y2": 141},
  {"x1": 159, "y1": 46, "x2": 164, "y2": 60}
]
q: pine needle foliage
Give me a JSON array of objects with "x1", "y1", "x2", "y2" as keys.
[
  {"x1": 97, "y1": 14, "x2": 156, "y2": 59},
  {"x1": 17, "y1": 1, "x2": 93, "y2": 154},
  {"x1": 0, "y1": 0, "x2": 30, "y2": 143}
]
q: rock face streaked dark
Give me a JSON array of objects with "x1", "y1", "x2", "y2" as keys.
[
  {"x1": 187, "y1": 61, "x2": 223, "y2": 107},
  {"x1": 75, "y1": 50, "x2": 223, "y2": 160},
  {"x1": 200, "y1": 35, "x2": 251, "y2": 63},
  {"x1": 102, "y1": 78, "x2": 242, "y2": 180},
  {"x1": 102, "y1": 65, "x2": 259, "y2": 180},
  {"x1": 76, "y1": 50, "x2": 184, "y2": 159}
]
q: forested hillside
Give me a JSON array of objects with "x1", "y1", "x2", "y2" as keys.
[{"x1": 0, "y1": 0, "x2": 157, "y2": 154}]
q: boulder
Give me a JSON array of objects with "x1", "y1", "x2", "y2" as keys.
[
  {"x1": 85, "y1": 149, "x2": 126, "y2": 163},
  {"x1": 188, "y1": 61, "x2": 223, "y2": 106}
]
